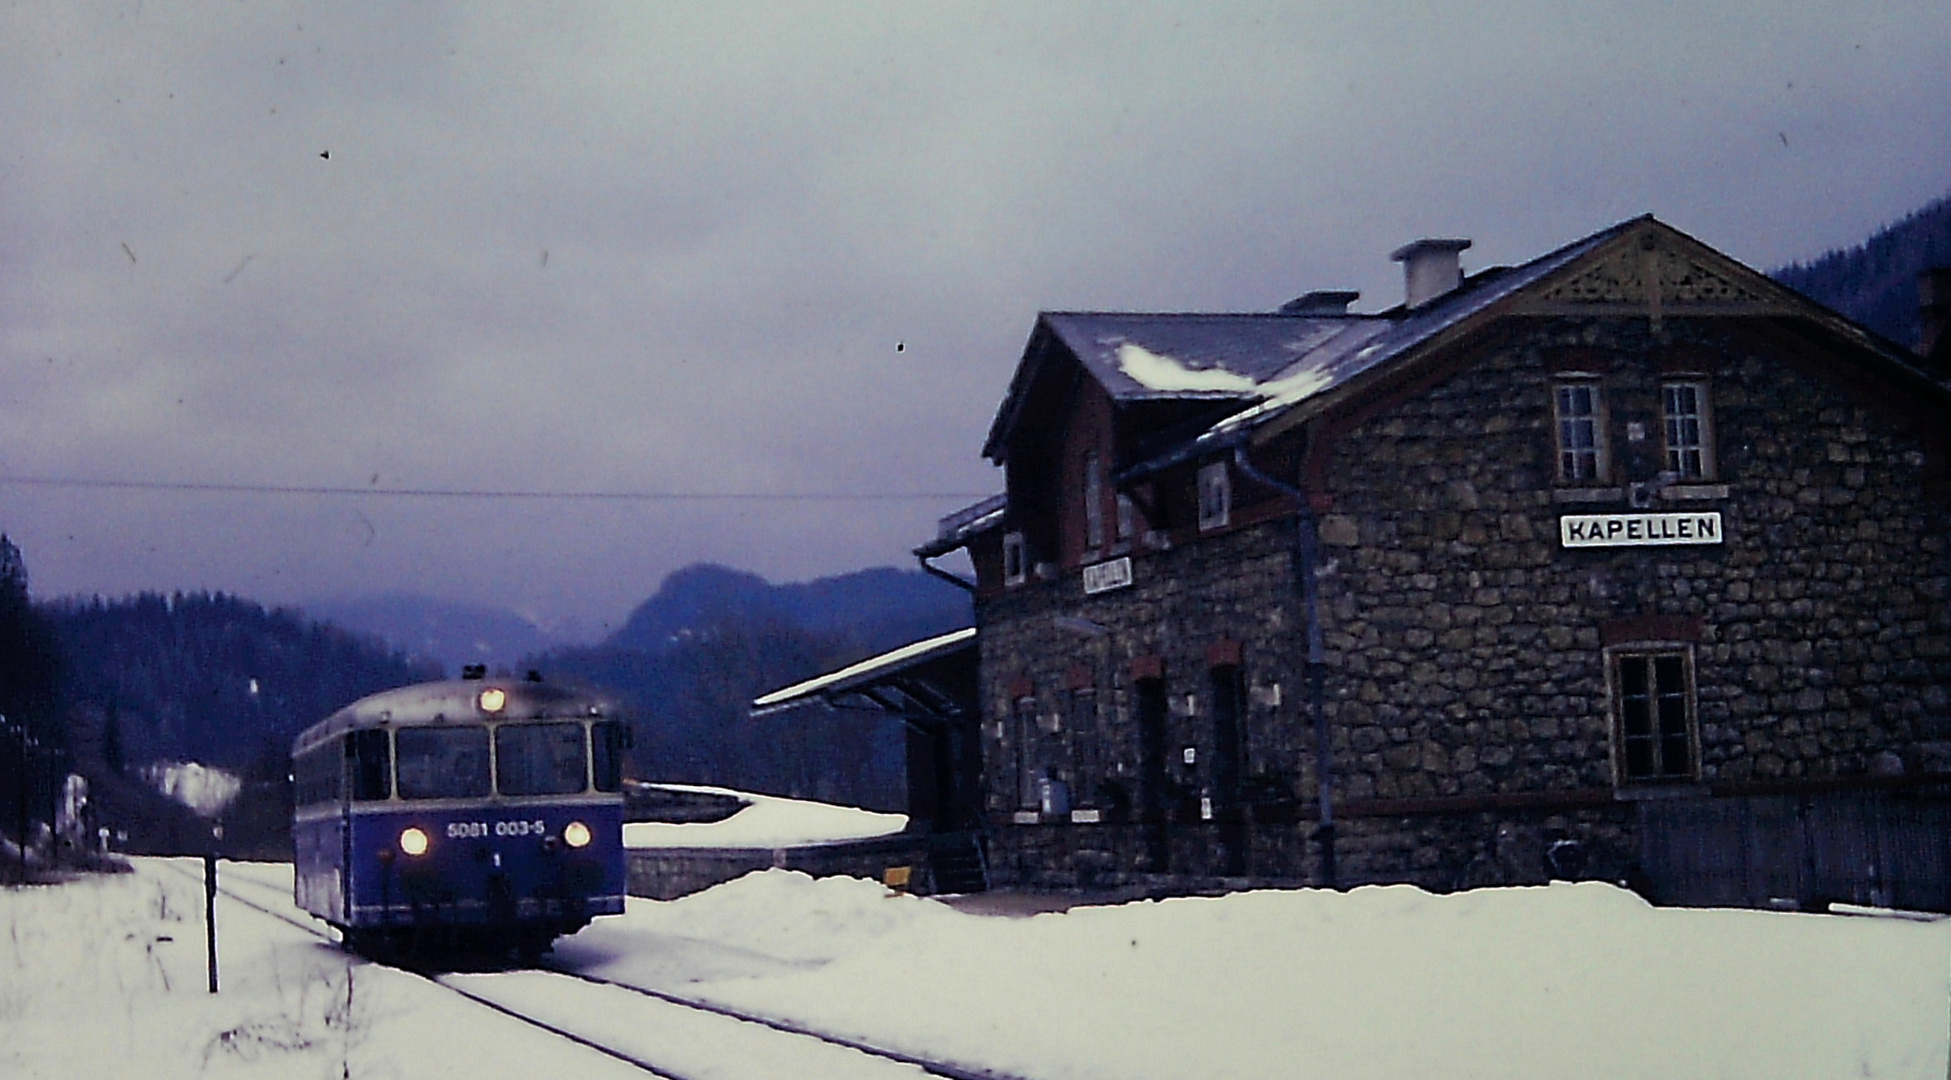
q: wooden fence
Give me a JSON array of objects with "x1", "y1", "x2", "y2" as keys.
[{"x1": 1637, "y1": 786, "x2": 1951, "y2": 912}]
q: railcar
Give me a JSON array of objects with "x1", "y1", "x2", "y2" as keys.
[{"x1": 292, "y1": 673, "x2": 628, "y2": 960}]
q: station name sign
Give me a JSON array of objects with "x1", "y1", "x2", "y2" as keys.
[
  {"x1": 1560, "y1": 512, "x2": 1723, "y2": 548},
  {"x1": 1081, "y1": 556, "x2": 1134, "y2": 594}
]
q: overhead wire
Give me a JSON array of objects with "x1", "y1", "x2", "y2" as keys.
[{"x1": 0, "y1": 474, "x2": 993, "y2": 502}]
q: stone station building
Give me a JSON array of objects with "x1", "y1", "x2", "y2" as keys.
[{"x1": 915, "y1": 216, "x2": 1951, "y2": 907}]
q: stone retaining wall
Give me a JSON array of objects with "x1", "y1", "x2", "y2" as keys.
[{"x1": 626, "y1": 833, "x2": 931, "y2": 900}]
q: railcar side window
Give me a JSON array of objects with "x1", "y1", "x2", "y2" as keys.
[
  {"x1": 496, "y1": 722, "x2": 588, "y2": 796},
  {"x1": 294, "y1": 744, "x2": 341, "y2": 806},
  {"x1": 591, "y1": 721, "x2": 625, "y2": 793},
  {"x1": 348, "y1": 729, "x2": 392, "y2": 801},
  {"x1": 395, "y1": 727, "x2": 491, "y2": 799}
]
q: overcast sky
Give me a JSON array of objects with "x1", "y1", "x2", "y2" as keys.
[{"x1": 3, "y1": 1, "x2": 1948, "y2": 639}]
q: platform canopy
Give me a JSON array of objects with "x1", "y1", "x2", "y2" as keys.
[{"x1": 750, "y1": 626, "x2": 977, "y2": 727}]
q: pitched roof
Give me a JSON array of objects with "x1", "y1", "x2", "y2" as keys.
[
  {"x1": 982, "y1": 218, "x2": 1644, "y2": 462},
  {"x1": 964, "y1": 216, "x2": 1951, "y2": 536},
  {"x1": 1041, "y1": 312, "x2": 1388, "y2": 401},
  {"x1": 915, "y1": 492, "x2": 1006, "y2": 558}
]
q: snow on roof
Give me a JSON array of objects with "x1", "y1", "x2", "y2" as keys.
[
  {"x1": 992, "y1": 218, "x2": 1671, "y2": 473},
  {"x1": 623, "y1": 784, "x2": 908, "y2": 849},
  {"x1": 750, "y1": 626, "x2": 976, "y2": 714},
  {"x1": 1115, "y1": 219, "x2": 1648, "y2": 481},
  {"x1": 1114, "y1": 341, "x2": 1263, "y2": 394},
  {"x1": 1044, "y1": 312, "x2": 1379, "y2": 404}
]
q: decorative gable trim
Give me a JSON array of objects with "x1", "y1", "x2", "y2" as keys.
[{"x1": 1514, "y1": 224, "x2": 1794, "y2": 323}]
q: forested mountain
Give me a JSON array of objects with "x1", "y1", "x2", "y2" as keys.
[
  {"x1": 50, "y1": 592, "x2": 440, "y2": 777},
  {"x1": 1772, "y1": 193, "x2": 1951, "y2": 349},
  {"x1": 607, "y1": 563, "x2": 970, "y2": 658},
  {"x1": 43, "y1": 592, "x2": 439, "y2": 856},
  {"x1": 0, "y1": 536, "x2": 62, "y2": 746},
  {"x1": 537, "y1": 564, "x2": 972, "y2": 810}
]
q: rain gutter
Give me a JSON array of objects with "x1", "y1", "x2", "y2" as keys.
[{"x1": 1230, "y1": 440, "x2": 1337, "y2": 889}]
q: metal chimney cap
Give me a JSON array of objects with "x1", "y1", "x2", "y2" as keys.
[{"x1": 1390, "y1": 238, "x2": 1472, "y2": 262}]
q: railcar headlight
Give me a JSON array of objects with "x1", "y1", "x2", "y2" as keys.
[
  {"x1": 399, "y1": 827, "x2": 430, "y2": 857},
  {"x1": 562, "y1": 821, "x2": 592, "y2": 849},
  {"x1": 479, "y1": 687, "x2": 507, "y2": 713}
]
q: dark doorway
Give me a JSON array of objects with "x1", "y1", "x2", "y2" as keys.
[
  {"x1": 1211, "y1": 664, "x2": 1247, "y2": 876},
  {"x1": 1136, "y1": 677, "x2": 1170, "y2": 873}
]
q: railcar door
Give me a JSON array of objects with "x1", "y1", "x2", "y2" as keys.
[{"x1": 340, "y1": 737, "x2": 354, "y2": 924}]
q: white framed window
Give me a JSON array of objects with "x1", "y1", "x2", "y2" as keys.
[
  {"x1": 1083, "y1": 450, "x2": 1105, "y2": 552},
  {"x1": 1002, "y1": 531, "x2": 1028, "y2": 587},
  {"x1": 1608, "y1": 648, "x2": 1699, "y2": 783},
  {"x1": 1661, "y1": 381, "x2": 1714, "y2": 480},
  {"x1": 1554, "y1": 381, "x2": 1607, "y2": 483},
  {"x1": 1197, "y1": 462, "x2": 1231, "y2": 531}
]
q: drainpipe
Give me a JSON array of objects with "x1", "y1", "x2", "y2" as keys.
[
  {"x1": 917, "y1": 552, "x2": 976, "y2": 593},
  {"x1": 1231, "y1": 442, "x2": 1336, "y2": 889}
]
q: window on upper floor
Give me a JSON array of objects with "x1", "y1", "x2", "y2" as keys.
[
  {"x1": 1083, "y1": 450, "x2": 1105, "y2": 552},
  {"x1": 1554, "y1": 381, "x2": 1608, "y2": 483},
  {"x1": 1002, "y1": 531, "x2": 1027, "y2": 587},
  {"x1": 1661, "y1": 381, "x2": 1714, "y2": 480},
  {"x1": 1197, "y1": 462, "x2": 1231, "y2": 531},
  {"x1": 1609, "y1": 648, "x2": 1698, "y2": 784}
]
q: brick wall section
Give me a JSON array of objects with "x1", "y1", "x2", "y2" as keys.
[{"x1": 976, "y1": 316, "x2": 1951, "y2": 892}]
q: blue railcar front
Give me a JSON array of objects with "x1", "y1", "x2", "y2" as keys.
[
  {"x1": 291, "y1": 676, "x2": 631, "y2": 956},
  {"x1": 345, "y1": 799, "x2": 625, "y2": 929}
]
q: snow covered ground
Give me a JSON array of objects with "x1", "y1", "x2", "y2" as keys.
[
  {"x1": 0, "y1": 858, "x2": 643, "y2": 1080},
  {"x1": 623, "y1": 784, "x2": 908, "y2": 849},
  {"x1": 4, "y1": 857, "x2": 1948, "y2": 1079}
]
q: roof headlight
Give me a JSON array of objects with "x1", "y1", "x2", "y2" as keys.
[
  {"x1": 478, "y1": 688, "x2": 507, "y2": 713},
  {"x1": 562, "y1": 821, "x2": 592, "y2": 849},
  {"x1": 399, "y1": 827, "x2": 430, "y2": 857}
]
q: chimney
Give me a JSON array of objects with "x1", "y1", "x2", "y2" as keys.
[
  {"x1": 1390, "y1": 238, "x2": 1472, "y2": 309},
  {"x1": 1279, "y1": 290, "x2": 1360, "y2": 316},
  {"x1": 1919, "y1": 267, "x2": 1951, "y2": 358}
]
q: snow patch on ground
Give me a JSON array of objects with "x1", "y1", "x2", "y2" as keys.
[
  {"x1": 139, "y1": 761, "x2": 244, "y2": 817},
  {"x1": 0, "y1": 860, "x2": 643, "y2": 1080},
  {"x1": 591, "y1": 871, "x2": 1951, "y2": 1080},
  {"x1": 623, "y1": 785, "x2": 908, "y2": 850}
]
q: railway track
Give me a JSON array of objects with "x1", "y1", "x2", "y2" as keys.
[{"x1": 165, "y1": 861, "x2": 1025, "y2": 1080}]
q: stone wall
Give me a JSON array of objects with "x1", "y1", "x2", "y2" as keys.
[
  {"x1": 1317, "y1": 318, "x2": 1951, "y2": 799},
  {"x1": 625, "y1": 834, "x2": 931, "y2": 900},
  {"x1": 975, "y1": 315, "x2": 1951, "y2": 893}
]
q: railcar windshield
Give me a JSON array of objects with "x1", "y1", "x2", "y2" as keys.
[
  {"x1": 395, "y1": 726, "x2": 491, "y2": 799},
  {"x1": 495, "y1": 722, "x2": 588, "y2": 796}
]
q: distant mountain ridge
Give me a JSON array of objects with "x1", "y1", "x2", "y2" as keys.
[
  {"x1": 607, "y1": 563, "x2": 971, "y2": 658},
  {"x1": 1772, "y1": 193, "x2": 1951, "y2": 349},
  {"x1": 536, "y1": 563, "x2": 972, "y2": 810},
  {"x1": 301, "y1": 594, "x2": 559, "y2": 676}
]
